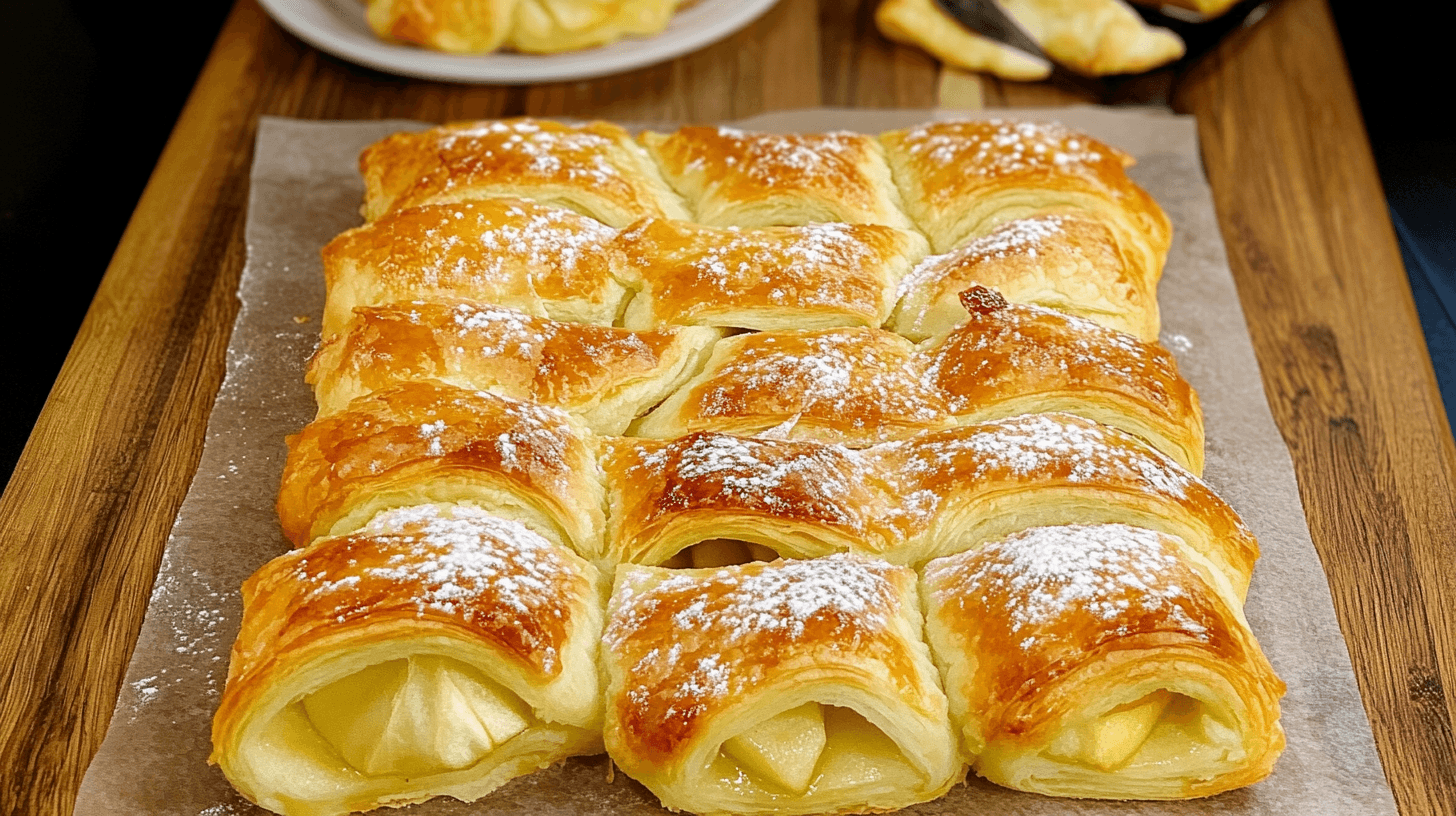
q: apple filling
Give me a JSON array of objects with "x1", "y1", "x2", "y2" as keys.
[
  {"x1": 301, "y1": 655, "x2": 532, "y2": 777},
  {"x1": 716, "y1": 704, "x2": 923, "y2": 796},
  {"x1": 662, "y1": 539, "x2": 780, "y2": 569},
  {"x1": 1046, "y1": 691, "x2": 1240, "y2": 772}
]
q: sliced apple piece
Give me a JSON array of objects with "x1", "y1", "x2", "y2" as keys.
[
  {"x1": 302, "y1": 659, "x2": 411, "y2": 774},
  {"x1": 432, "y1": 657, "x2": 531, "y2": 746},
  {"x1": 723, "y1": 703, "x2": 828, "y2": 794},
  {"x1": 1085, "y1": 690, "x2": 1173, "y2": 770},
  {"x1": 690, "y1": 539, "x2": 752, "y2": 568},
  {"x1": 812, "y1": 707, "x2": 923, "y2": 790}
]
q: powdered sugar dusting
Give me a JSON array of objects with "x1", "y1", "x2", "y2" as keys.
[
  {"x1": 897, "y1": 216, "x2": 1066, "y2": 299},
  {"x1": 882, "y1": 414, "x2": 1200, "y2": 526},
  {"x1": 694, "y1": 128, "x2": 871, "y2": 184},
  {"x1": 925, "y1": 524, "x2": 1209, "y2": 646},
  {"x1": 297, "y1": 504, "x2": 578, "y2": 672},
  {"x1": 436, "y1": 120, "x2": 631, "y2": 193},
  {"x1": 606, "y1": 555, "x2": 897, "y2": 705},
  {"x1": 903, "y1": 119, "x2": 1108, "y2": 178}
]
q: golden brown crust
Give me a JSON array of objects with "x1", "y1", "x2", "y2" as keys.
[
  {"x1": 364, "y1": 0, "x2": 516, "y2": 53},
  {"x1": 641, "y1": 126, "x2": 914, "y2": 229},
  {"x1": 603, "y1": 556, "x2": 929, "y2": 764},
  {"x1": 221, "y1": 505, "x2": 589, "y2": 703},
  {"x1": 891, "y1": 213, "x2": 1160, "y2": 342},
  {"x1": 307, "y1": 300, "x2": 720, "y2": 433},
  {"x1": 918, "y1": 286, "x2": 1203, "y2": 473},
  {"x1": 879, "y1": 120, "x2": 1172, "y2": 275},
  {"x1": 633, "y1": 328, "x2": 954, "y2": 447},
  {"x1": 614, "y1": 218, "x2": 926, "y2": 331},
  {"x1": 602, "y1": 432, "x2": 908, "y2": 565},
  {"x1": 869, "y1": 413, "x2": 1256, "y2": 592},
  {"x1": 276, "y1": 381, "x2": 604, "y2": 557},
  {"x1": 319, "y1": 198, "x2": 627, "y2": 339},
  {"x1": 923, "y1": 524, "x2": 1284, "y2": 798},
  {"x1": 359, "y1": 118, "x2": 689, "y2": 225}
]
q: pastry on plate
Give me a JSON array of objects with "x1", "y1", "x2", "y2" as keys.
[
  {"x1": 211, "y1": 504, "x2": 606, "y2": 816},
  {"x1": 869, "y1": 412, "x2": 1258, "y2": 593},
  {"x1": 601, "y1": 431, "x2": 907, "y2": 566},
  {"x1": 875, "y1": 0, "x2": 1184, "y2": 79},
  {"x1": 319, "y1": 198, "x2": 627, "y2": 339},
  {"x1": 918, "y1": 286, "x2": 1202, "y2": 473},
  {"x1": 359, "y1": 118, "x2": 689, "y2": 225},
  {"x1": 879, "y1": 119, "x2": 1172, "y2": 273},
  {"x1": 613, "y1": 218, "x2": 927, "y2": 331},
  {"x1": 641, "y1": 126, "x2": 915, "y2": 229},
  {"x1": 922, "y1": 523, "x2": 1284, "y2": 798},
  {"x1": 308, "y1": 300, "x2": 721, "y2": 434},
  {"x1": 276, "y1": 381, "x2": 606, "y2": 560},
  {"x1": 602, "y1": 555, "x2": 963, "y2": 814},
  {"x1": 632, "y1": 327, "x2": 954, "y2": 446},
  {"x1": 890, "y1": 213, "x2": 1160, "y2": 342}
]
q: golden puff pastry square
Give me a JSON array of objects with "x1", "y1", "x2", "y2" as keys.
[
  {"x1": 319, "y1": 198, "x2": 627, "y2": 340},
  {"x1": 632, "y1": 327, "x2": 954, "y2": 447},
  {"x1": 601, "y1": 432, "x2": 909, "y2": 567},
  {"x1": 867, "y1": 412, "x2": 1258, "y2": 594},
  {"x1": 602, "y1": 555, "x2": 963, "y2": 814},
  {"x1": 613, "y1": 218, "x2": 928, "y2": 332},
  {"x1": 917, "y1": 286, "x2": 1203, "y2": 473},
  {"x1": 890, "y1": 213, "x2": 1161, "y2": 342},
  {"x1": 879, "y1": 119, "x2": 1172, "y2": 276},
  {"x1": 640, "y1": 126, "x2": 915, "y2": 229},
  {"x1": 211, "y1": 504, "x2": 606, "y2": 816},
  {"x1": 507, "y1": 0, "x2": 680, "y2": 53},
  {"x1": 358, "y1": 118, "x2": 690, "y2": 225},
  {"x1": 276, "y1": 380, "x2": 606, "y2": 561},
  {"x1": 922, "y1": 523, "x2": 1284, "y2": 798},
  {"x1": 307, "y1": 300, "x2": 721, "y2": 434}
]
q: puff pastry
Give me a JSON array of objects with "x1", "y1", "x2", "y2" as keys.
[
  {"x1": 602, "y1": 556, "x2": 962, "y2": 814},
  {"x1": 869, "y1": 412, "x2": 1258, "y2": 595},
  {"x1": 508, "y1": 0, "x2": 680, "y2": 53},
  {"x1": 875, "y1": 0, "x2": 1183, "y2": 79},
  {"x1": 359, "y1": 119, "x2": 689, "y2": 225},
  {"x1": 641, "y1": 126, "x2": 915, "y2": 229},
  {"x1": 613, "y1": 218, "x2": 927, "y2": 332},
  {"x1": 276, "y1": 380, "x2": 606, "y2": 560},
  {"x1": 602, "y1": 432, "x2": 907, "y2": 567},
  {"x1": 890, "y1": 213, "x2": 1161, "y2": 342},
  {"x1": 922, "y1": 523, "x2": 1284, "y2": 798},
  {"x1": 211, "y1": 504, "x2": 606, "y2": 816},
  {"x1": 632, "y1": 328, "x2": 954, "y2": 447},
  {"x1": 364, "y1": 0, "x2": 517, "y2": 53},
  {"x1": 879, "y1": 119, "x2": 1172, "y2": 274},
  {"x1": 918, "y1": 286, "x2": 1202, "y2": 473},
  {"x1": 319, "y1": 198, "x2": 627, "y2": 340},
  {"x1": 308, "y1": 300, "x2": 720, "y2": 434}
]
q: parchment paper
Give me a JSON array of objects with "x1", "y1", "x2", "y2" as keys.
[{"x1": 75, "y1": 107, "x2": 1398, "y2": 816}]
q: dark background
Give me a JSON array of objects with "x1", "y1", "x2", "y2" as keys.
[{"x1": 0, "y1": 0, "x2": 1439, "y2": 487}]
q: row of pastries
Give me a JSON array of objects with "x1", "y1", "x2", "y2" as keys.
[{"x1": 210, "y1": 116, "x2": 1285, "y2": 816}]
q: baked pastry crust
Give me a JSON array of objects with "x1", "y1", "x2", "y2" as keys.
[
  {"x1": 869, "y1": 413, "x2": 1257, "y2": 595},
  {"x1": 614, "y1": 218, "x2": 927, "y2": 332},
  {"x1": 211, "y1": 504, "x2": 605, "y2": 816},
  {"x1": 308, "y1": 300, "x2": 721, "y2": 434},
  {"x1": 641, "y1": 126, "x2": 915, "y2": 229},
  {"x1": 508, "y1": 0, "x2": 680, "y2": 53},
  {"x1": 276, "y1": 381, "x2": 606, "y2": 560},
  {"x1": 359, "y1": 118, "x2": 689, "y2": 225},
  {"x1": 918, "y1": 286, "x2": 1202, "y2": 473},
  {"x1": 890, "y1": 213, "x2": 1160, "y2": 342},
  {"x1": 365, "y1": 0, "x2": 517, "y2": 53},
  {"x1": 602, "y1": 432, "x2": 908, "y2": 566},
  {"x1": 319, "y1": 198, "x2": 626, "y2": 339},
  {"x1": 633, "y1": 328, "x2": 954, "y2": 447},
  {"x1": 874, "y1": 0, "x2": 1182, "y2": 80},
  {"x1": 879, "y1": 119, "x2": 1172, "y2": 276},
  {"x1": 922, "y1": 524, "x2": 1284, "y2": 798},
  {"x1": 602, "y1": 556, "x2": 963, "y2": 814}
]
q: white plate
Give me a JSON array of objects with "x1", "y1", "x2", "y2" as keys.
[{"x1": 256, "y1": 0, "x2": 783, "y2": 83}]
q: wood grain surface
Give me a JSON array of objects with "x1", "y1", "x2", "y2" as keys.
[{"x1": 0, "y1": 0, "x2": 1451, "y2": 813}]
